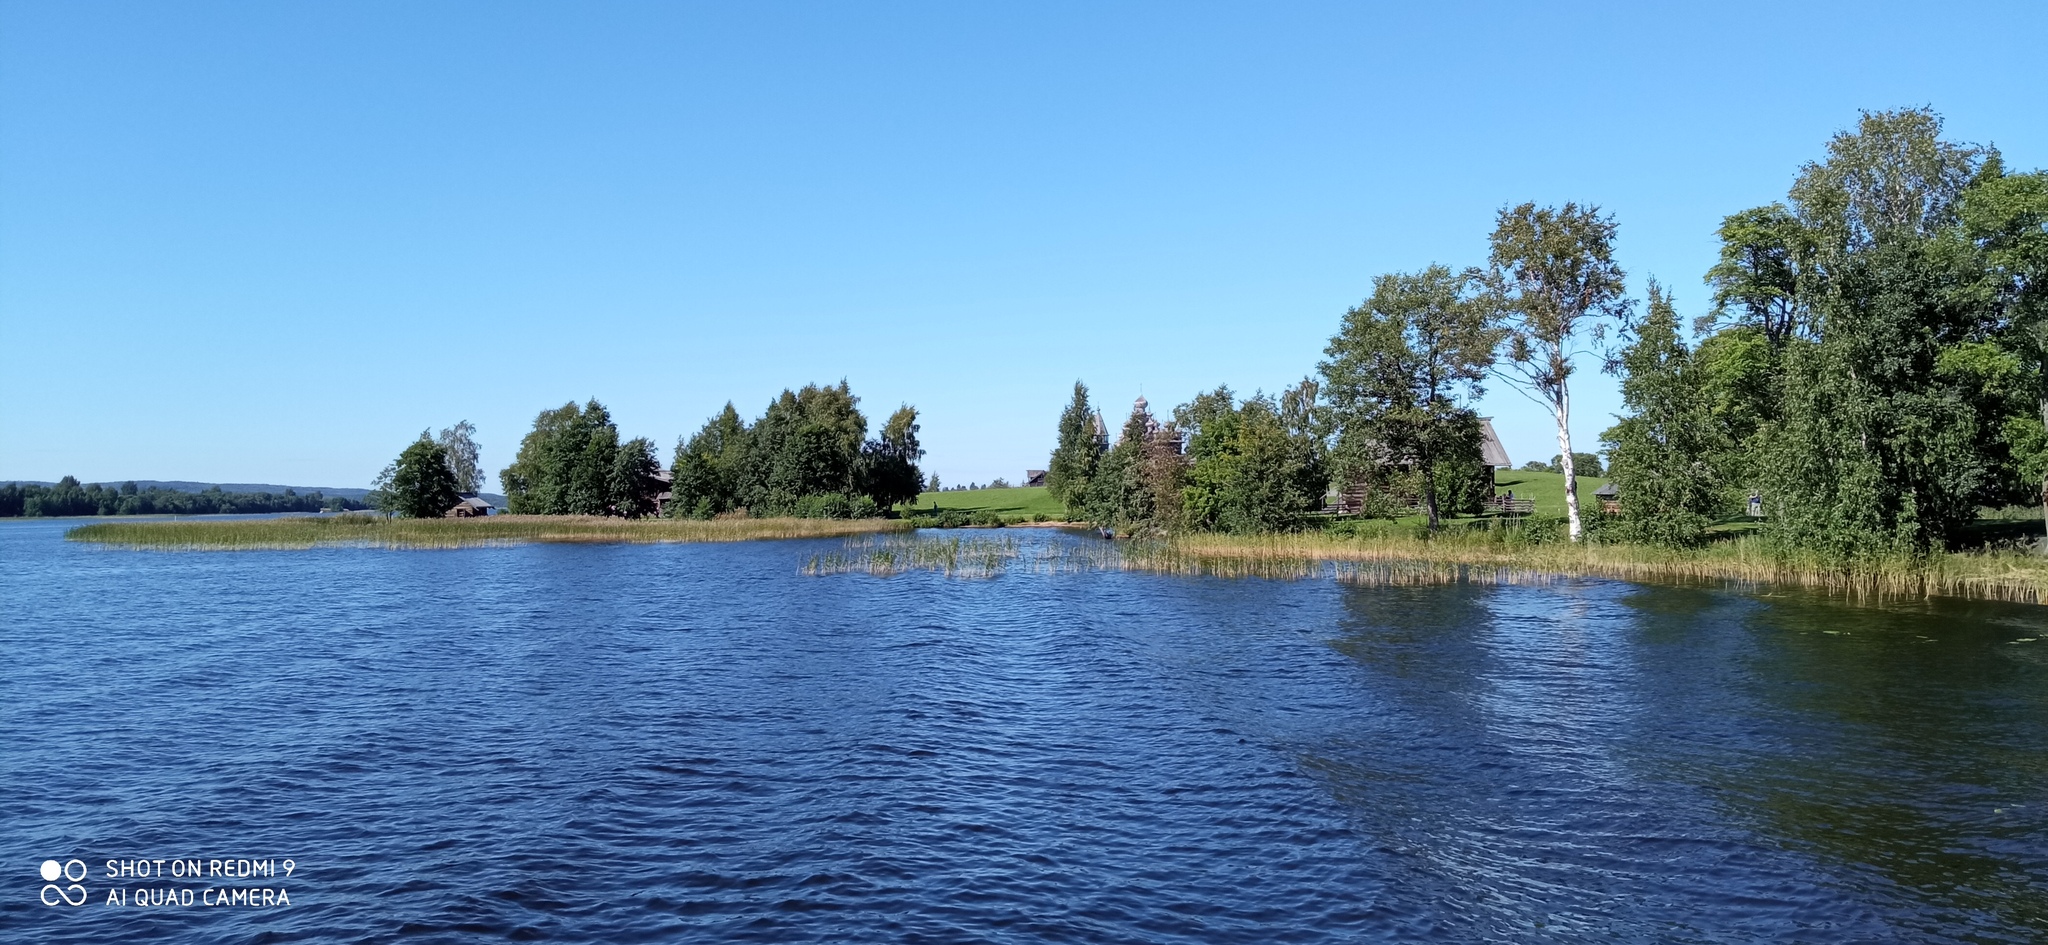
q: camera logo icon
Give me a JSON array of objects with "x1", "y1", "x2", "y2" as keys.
[{"x1": 40, "y1": 859, "x2": 87, "y2": 907}]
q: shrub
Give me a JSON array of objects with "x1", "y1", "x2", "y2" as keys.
[
  {"x1": 789, "y1": 492, "x2": 885, "y2": 519},
  {"x1": 1510, "y1": 515, "x2": 1569, "y2": 545},
  {"x1": 1325, "y1": 518, "x2": 1396, "y2": 540}
]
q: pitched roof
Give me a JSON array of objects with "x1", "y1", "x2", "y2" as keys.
[{"x1": 1478, "y1": 418, "x2": 1511, "y2": 468}]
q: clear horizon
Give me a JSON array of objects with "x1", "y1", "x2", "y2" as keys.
[{"x1": 4, "y1": 1, "x2": 2044, "y2": 490}]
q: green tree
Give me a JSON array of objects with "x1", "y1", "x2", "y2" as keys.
[
  {"x1": 1961, "y1": 155, "x2": 2048, "y2": 542},
  {"x1": 1691, "y1": 325, "x2": 1777, "y2": 492},
  {"x1": 1546, "y1": 453, "x2": 1605, "y2": 477},
  {"x1": 1083, "y1": 405, "x2": 1161, "y2": 531},
  {"x1": 1601, "y1": 283, "x2": 1723, "y2": 546},
  {"x1": 1482, "y1": 203, "x2": 1631, "y2": 541},
  {"x1": 859, "y1": 405, "x2": 925, "y2": 510},
  {"x1": 669, "y1": 403, "x2": 752, "y2": 518},
  {"x1": 1177, "y1": 386, "x2": 1327, "y2": 533},
  {"x1": 1704, "y1": 205, "x2": 1815, "y2": 347},
  {"x1": 501, "y1": 399, "x2": 656, "y2": 516},
  {"x1": 435, "y1": 420, "x2": 484, "y2": 494},
  {"x1": 374, "y1": 431, "x2": 462, "y2": 519},
  {"x1": 669, "y1": 382, "x2": 913, "y2": 519},
  {"x1": 1046, "y1": 381, "x2": 1104, "y2": 516},
  {"x1": 609, "y1": 437, "x2": 664, "y2": 519},
  {"x1": 1320, "y1": 265, "x2": 1496, "y2": 529},
  {"x1": 1761, "y1": 108, "x2": 1991, "y2": 557},
  {"x1": 744, "y1": 382, "x2": 867, "y2": 515}
]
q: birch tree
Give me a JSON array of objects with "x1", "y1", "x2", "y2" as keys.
[
  {"x1": 1483, "y1": 202, "x2": 1630, "y2": 542},
  {"x1": 435, "y1": 420, "x2": 484, "y2": 494}
]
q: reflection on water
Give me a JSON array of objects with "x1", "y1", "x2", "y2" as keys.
[
  {"x1": 1321, "y1": 580, "x2": 2047, "y2": 941},
  {"x1": 2, "y1": 521, "x2": 2043, "y2": 943}
]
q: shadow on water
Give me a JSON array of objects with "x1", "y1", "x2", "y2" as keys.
[
  {"x1": 1305, "y1": 577, "x2": 2047, "y2": 943},
  {"x1": 1675, "y1": 592, "x2": 2048, "y2": 939}
]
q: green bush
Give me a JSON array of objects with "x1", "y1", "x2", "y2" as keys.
[
  {"x1": 792, "y1": 492, "x2": 851, "y2": 519},
  {"x1": 968, "y1": 510, "x2": 1006, "y2": 527},
  {"x1": 1325, "y1": 518, "x2": 1396, "y2": 540},
  {"x1": 1510, "y1": 515, "x2": 1569, "y2": 545}
]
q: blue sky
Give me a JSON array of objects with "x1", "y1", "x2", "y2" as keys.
[{"x1": 3, "y1": 1, "x2": 2043, "y2": 490}]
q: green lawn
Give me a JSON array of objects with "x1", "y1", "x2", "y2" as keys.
[
  {"x1": 1487, "y1": 469, "x2": 1610, "y2": 519},
  {"x1": 901, "y1": 485, "x2": 1068, "y2": 519},
  {"x1": 900, "y1": 476, "x2": 1596, "y2": 525}
]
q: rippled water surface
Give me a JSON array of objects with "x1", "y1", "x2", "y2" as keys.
[{"x1": 4, "y1": 519, "x2": 2046, "y2": 943}]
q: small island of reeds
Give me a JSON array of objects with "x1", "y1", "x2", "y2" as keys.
[{"x1": 67, "y1": 514, "x2": 908, "y2": 551}]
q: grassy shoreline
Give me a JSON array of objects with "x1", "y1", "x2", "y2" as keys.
[
  {"x1": 1129, "y1": 531, "x2": 2048, "y2": 604},
  {"x1": 67, "y1": 514, "x2": 908, "y2": 550},
  {"x1": 65, "y1": 510, "x2": 2047, "y2": 604},
  {"x1": 800, "y1": 529, "x2": 2047, "y2": 604}
]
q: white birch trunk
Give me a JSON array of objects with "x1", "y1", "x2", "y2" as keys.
[
  {"x1": 1557, "y1": 384, "x2": 1582, "y2": 542},
  {"x1": 2039, "y1": 394, "x2": 2047, "y2": 552}
]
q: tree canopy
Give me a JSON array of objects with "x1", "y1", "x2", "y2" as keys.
[
  {"x1": 1045, "y1": 382, "x2": 1104, "y2": 518},
  {"x1": 436, "y1": 420, "x2": 484, "y2": 495},
  {"x1": 667, "y1": 381, "x2": 923, "y2": 519},
  {"x1": 501, "y1": 400, "x2": 663, "y2": 517},
  {"x1": 373, "y1": 432, "x2": 462, "y2": 519},
  {"x1": 1320, "y1": 264, "x2": 1495, "y2": 529}
]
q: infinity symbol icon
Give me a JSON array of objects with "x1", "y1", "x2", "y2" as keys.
[{"x1": 38, "y1": 859, "x2": 88, "y2": 906}]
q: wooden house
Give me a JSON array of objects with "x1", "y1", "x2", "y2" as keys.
[
  {"x1": 1594, "y1": 481, "x2": 1620, "y2": 514},
  {"x1": 651, "y1": 469, "x2": 674, "y2": 517},
  {"x1": 1023, "y1": 470, "x2": 1048, "y2": 487},
  {"x1": 445, "y1": 495, "x2": 494, "y2": 517},
  {"x1": 1477, "y1": 418, "x2": 1511, "y2": 483}
]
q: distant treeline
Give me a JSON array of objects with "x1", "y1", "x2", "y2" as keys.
[{"x1": 0, "y1": 477, "x2": 367, "y2": 518}]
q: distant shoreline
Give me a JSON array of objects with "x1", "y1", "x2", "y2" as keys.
[{"x1": 66, "y1": 514, "x2": 906, "y2": 550}]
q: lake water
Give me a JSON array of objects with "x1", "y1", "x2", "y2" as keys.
[{"x1": 3, "y1": 518, "x2": 2045, "y2": 943}]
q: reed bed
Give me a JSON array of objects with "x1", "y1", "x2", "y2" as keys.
[
  {"x1": 804, "y1": 534, "x2": 1022, "y2": 578},
  {"x1": 1133, "y1": 531, "x2": 2048, "y2": 604},
  {"x1": 802, "y1": 528, "x2": 2046, "y2": 604},
  {"x1": 67, "y1": 514, "x2": 909, "y2": 550}
]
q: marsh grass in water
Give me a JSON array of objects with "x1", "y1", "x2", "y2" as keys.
[
  {"x1": 1136, "y1": 530, "x2": 2048, "y2": 604},
  {"x1": 805, "y1": 528, "x2": 2046, "y2": 604},
  {"x1": 805, "y1": 534, "x2": 1024, "y2": 578},
  {"x1": 68, "y1": 514, "x2": 908, "y2": 550},
  {"x1": 805, "y1": 533, "x2": 1143, "y2": 578}
]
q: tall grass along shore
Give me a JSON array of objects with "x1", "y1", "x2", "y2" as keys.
[
  {"x1": 68, "y1": 514, "x2": 908, "y2": 550},
  {"x1": 1135, "y1": 530, "x2": 2048, "y2": 605},
  {"x1": 802, "y1": 529, "x2": 2048, "y2": 605}
]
